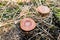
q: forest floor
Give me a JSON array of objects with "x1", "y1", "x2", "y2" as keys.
[{"x1": 0, "y1": 0, "x2": 60, "y2": 40}]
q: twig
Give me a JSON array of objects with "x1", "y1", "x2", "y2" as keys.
[{"x1": 28, "y1": 32, "x2": 43, "y2": 40}]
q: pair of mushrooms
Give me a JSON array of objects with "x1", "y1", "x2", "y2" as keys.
[{"x1": 20, "y1": 5, "x2": 50, "y2": 31}]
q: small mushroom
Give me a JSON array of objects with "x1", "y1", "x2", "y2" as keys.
[
  {"x1": 36, "y1": 5, "x2": 50, "y2": 17},
  {"x1": 20, "y1": 18, "x2": 36, "y2": 31}
]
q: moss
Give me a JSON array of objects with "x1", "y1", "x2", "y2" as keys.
[
  {"x1": 18, "y1": 2, "x2": 23, "y2": 5},
  {"x1": 54, "y1": 7, "x2": 60, "y2": 21},
  {"x1": 54, "y1": 7, "x2": 60, "y2": 12}
]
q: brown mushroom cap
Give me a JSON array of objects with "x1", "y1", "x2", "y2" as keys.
[
  {"x1": 20, "y1": 18, "x2": 36, "y2": 31},
  {"x1": 36, "y1": 5, "x2": 50, "y2": 14}
]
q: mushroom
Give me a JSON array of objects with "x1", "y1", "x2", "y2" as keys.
[
  {"x1": 20, "y1": 18, "x2": 36, "y2": 31},
  {"x1": 36, "y1": 5, "x2": 50, "y2": 17}
]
